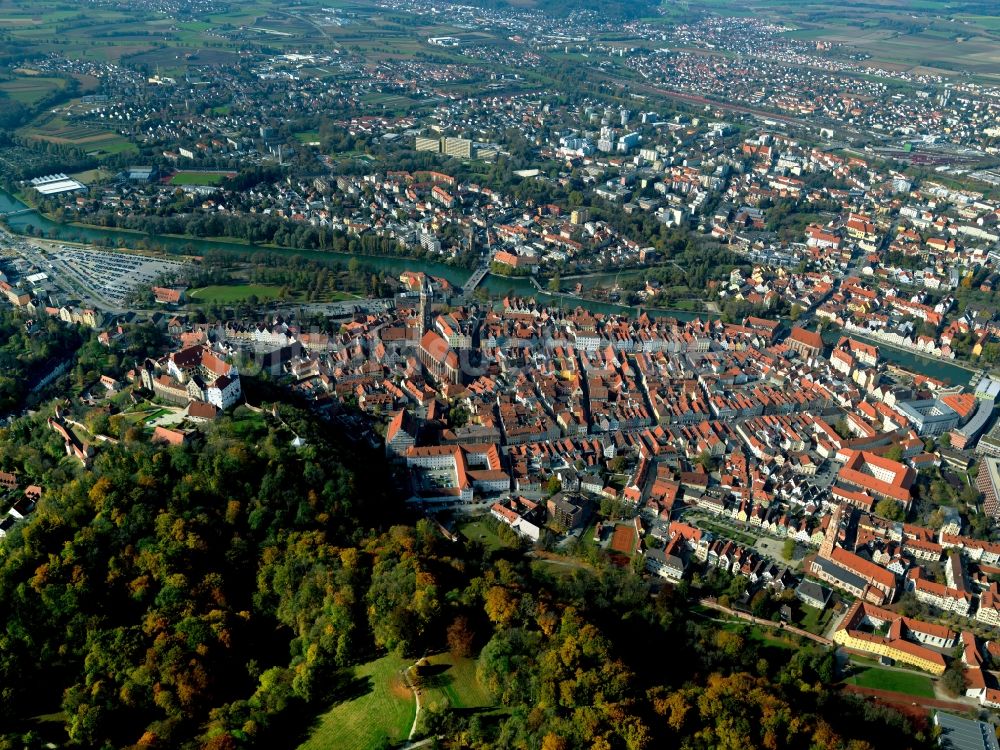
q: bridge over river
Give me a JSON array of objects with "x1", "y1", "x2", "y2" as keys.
[{"x1": 461, "y1": 260, "x2": 490, "y2": 294}]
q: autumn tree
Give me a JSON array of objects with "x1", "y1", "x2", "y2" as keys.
[{"x1": 447, "y1": 615, "x2": 475, "y2": 658}]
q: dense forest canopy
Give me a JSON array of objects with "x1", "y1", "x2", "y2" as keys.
[{"x1": 0, "y1": 407, "x2": 387, "y2": 749}]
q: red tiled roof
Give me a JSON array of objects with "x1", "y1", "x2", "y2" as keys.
[
  {"x1": 386, "y1": 409, "x2": 407, "y2": 443},
  {"x1": 830, "y1": 547, "x2": 896, "y2": 590},
  {"x1": 187, "y1": 402, "x2": 218, "y2": 420},
  {"x1": 788, "y1": 327, "x2": 823, "y2": 350},
  {"x1": 837, "y1": 450, "x2": 914, "y2": 503},
  {"x1": 152, "y1": 426, "x2": 186, "y2": 446}
]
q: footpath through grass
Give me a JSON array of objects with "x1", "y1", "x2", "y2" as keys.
[
  {"x1": 297, "y1": 653, "x2": 415, "y2": 750},
  {"x1": 845, "y1": 666, "x2": 935, "y2": 698}
]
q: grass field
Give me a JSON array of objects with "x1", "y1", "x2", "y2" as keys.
[
  {"x1": 142, "y1": 408, "x2": 171, "y2": 424},
  {"x1": 418, "y1": 653, "x2": 493, "y2": 710},
  {"x1": 796, "y1": 604, "x2": 833, "y2": 635},
  {"x1": 298, "y1": 653, "x2": 415, "y2": 750},
  {"x1": 70, "y1": 168, "x2": 114, "y2": 185},
  {"x1": 360, "y1": 92, "x2": 420, "y2": 111},
  {"x1": 295, "y1": 130, "x2": 321, "y2": 144},
  {"x1": 169, "y1": 171, "x2": 233, "y2": 186},
  {"x1": 188, "y1": 284, "x2": 281, "y2": 303},
  {"x1": 845, "y1": 666, "x2": 936, "y2": 698},
  {"x1": 109, "y1": 405, "x2": 164, "y2": 431},
  {"x1": 743, "y1": 624, "x2": 797, "y2": 651},
  {"x1": 457, "y1": 518, "x2": 513, "y2": 553}
]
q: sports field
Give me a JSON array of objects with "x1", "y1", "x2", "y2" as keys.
[
  {"x1": 297, "y1": 653, "x2": 415, "y2": 750},
  {"x1": 169, "y1": 171, "x2": 233, "y2": 186},
  {"x1": 845, "y1": 666, "x2": 935, "y2": 698}
]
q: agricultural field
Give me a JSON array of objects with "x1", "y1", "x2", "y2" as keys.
[
  {"x1": 0, "y1": 76, "x2": 67, "y2": 105},
  {"x1": 844, "y1": 666, "x2": 936, "y2": 698},
  {"x1": 0, "y1": 2, "x2": 151, "y2": 59},
  {"x1": 122, "y1": 46, "x2": 240, "y2": 74},
  {"x1": 203, "y1": 0, "x2": 280, "y2": 27},
  {"x1": 19, "y1": 115, "x2": 136, "y2": 157},
  {"x1": 169, "y1": 171, "x2": 234, "y2": 186},
  {"x1": 837, "y1": 30, "x2": 1000, "y2": 78},
  {"x1": 0, "y1": 0, "x2": 489, "y2": 77},
  {"x1": 693, "y1": 0, "x2": 1000, "y2": 80},
  {"x1": 297, "y1": 653, "x2": 415, "y2": 750},
  {"x1": 0, "y1": 0, "x2": 313, "y2": 64},
  {"x1": 188, "y1": 284, "x2": 282, "y2": 303}
]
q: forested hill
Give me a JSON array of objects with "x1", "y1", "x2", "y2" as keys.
[
  {"x1": 0, "y1": 406, "x2": 392, "y2": 750},
  {"x1": 0, "y1": 404, "x2": 935, "y2": 750}
]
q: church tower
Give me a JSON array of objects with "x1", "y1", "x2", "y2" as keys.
[
  {"x1": 418, "y1": 275, "x2": 432, "y2": 334},
  {"x1": 820, "y1": 502, "x2": 843, "y2": 559}
]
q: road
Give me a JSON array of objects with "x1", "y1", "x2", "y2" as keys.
[
  {"x1": 402, "y1": 660, "x2": 424, "y2": 741},
  {"x1": 272, "y1": 297, "x2": 395, "y2": 317},
  {"x1": 461, "y1": 259, "x2": 491, "y2": 294}
]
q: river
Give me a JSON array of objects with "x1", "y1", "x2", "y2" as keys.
[
  {"x1": 0, "y1": 189, "x2": 703, "y2": 320},
  {"x1": 821, "y1": 330, "x2": 973, "y2": 387},
  {"x1": 0, "y1": 190, "x2": 975, "y2": 386}
]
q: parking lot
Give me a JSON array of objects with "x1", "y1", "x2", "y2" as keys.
[{"x1": 45, "y1": 245, "x2": 189, "y2": 306}]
